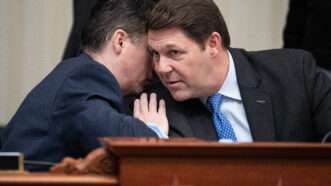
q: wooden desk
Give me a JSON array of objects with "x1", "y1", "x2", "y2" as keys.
[
  {"x1": 1, "y1": 138, "x2": 331, "y2": 186},
  {"x1": 104, "y1": 138, "x2": 331, "y2": 186},
  {"x1": 0, "y1": 173, "x2": 118, "y2": 186}
]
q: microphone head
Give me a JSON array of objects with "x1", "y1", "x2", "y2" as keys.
[{"x1": 321, "y1": 130, "x2": 331, "y2": 143}]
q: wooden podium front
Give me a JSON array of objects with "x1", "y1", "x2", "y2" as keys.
[
  {"x1": 103, "y1": 138, "x2": 331, "y2": 186},
  {"x1": 1, "y1": 138, "x2": 331, "y2": 186}
]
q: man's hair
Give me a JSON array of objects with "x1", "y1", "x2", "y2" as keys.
[
  {"x1": 148, "y1": 0, "x2": 230, "y2": 49},
  {"x1": 81, "y1": 0, "x2": 158, "y2": 52}
]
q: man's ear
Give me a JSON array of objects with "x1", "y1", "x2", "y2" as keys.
[
  {"x1": 206, "y1": 32, "x2": 222, "y2": 57},
  {"x1": 111, "y1": 29, "x2": 127, "y2": 55}
]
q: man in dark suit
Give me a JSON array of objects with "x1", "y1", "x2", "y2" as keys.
[
  {"x1": 49, "y1": 0, "x2": 331, "y2": 173},
  {"x1": 146, "y1": 0, "x2": 331, "y2": 142},
  {"x1": 0, "y1": 0, "x2": 168, "y2": 171}
]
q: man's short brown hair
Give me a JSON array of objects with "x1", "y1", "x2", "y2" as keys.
[
  {"x1": 81, "y1": 0, "x2": 159, "y2": 52},
  {"x1": 148, "y1": 0, "x2": 230, "y2": 49}
]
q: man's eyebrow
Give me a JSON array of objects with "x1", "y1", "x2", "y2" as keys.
[
  {"x1": 164, "y1": 44, "x2": 178, "y2": 49},
  {"x1": 148, "y1": 44, "x2": 179, "y2": 52}
]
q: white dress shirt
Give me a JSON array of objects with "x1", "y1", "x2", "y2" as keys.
[{"x1": 203, "y1": 51, "x2": 253, "y2": 142}]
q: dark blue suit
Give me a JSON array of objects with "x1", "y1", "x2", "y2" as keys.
[{"x1": 0, "y1": 53, "x2": 156, "y2": 171}]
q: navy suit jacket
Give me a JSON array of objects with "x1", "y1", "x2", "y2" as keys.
[
  {"x1": 1, "y1": 53, "x2": 156, "y2": 171},
  {"x1": 143, "y1": 48, "x2": 331, "y2": 142}
]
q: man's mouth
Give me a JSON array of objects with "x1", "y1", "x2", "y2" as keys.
[{"x1": 165, "y1": 80, "x2": 182, "y2": 89}]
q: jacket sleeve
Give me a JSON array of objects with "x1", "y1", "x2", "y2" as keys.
[
  {"x1": 51, "y1": 62, "x2": 157, "y2": 154},
  {"x1": 302, "y1": 51, "x2": 331, "y2": 140}
]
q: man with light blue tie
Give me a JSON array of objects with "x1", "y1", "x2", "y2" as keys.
[{"x1": 146, "y1": 0, "x2": 331, "y2": 142}]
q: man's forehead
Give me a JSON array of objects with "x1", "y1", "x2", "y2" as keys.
[
  {"x1": 148, "y1": 40, "x2": 179, "y2": 48},
  {"x1": 148, "y1": 27, "x2": 184, "y2": 39},
  {"x1": 148, "y1": 29, "x2": 185, "y2": 50}
]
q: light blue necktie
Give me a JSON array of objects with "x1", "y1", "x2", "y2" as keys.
[{"x1": 208, "y1": 93, "x2": 237, "y2": 141}]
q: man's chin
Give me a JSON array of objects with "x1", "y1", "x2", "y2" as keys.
[{"x1": 169, "y1": 91, "x2": 191, "y2": 102}]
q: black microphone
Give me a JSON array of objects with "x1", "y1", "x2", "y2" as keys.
[
  {"x1": 0, "y1": 152, "x2": 56, "y2": 171},
  {"x1": 321, "y1": 130, "x2": 331, "y2": 143},
  {"x1": 24, "y1": 160, "x2": 55, "y2": 167},
  {"x1": 0, "y1": 152, "x2": 23, "y2": 171}
]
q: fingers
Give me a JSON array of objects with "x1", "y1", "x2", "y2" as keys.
[
  {"x1": 158, "y1": 99, "x2": 166, "y2": 115},
  {"x1": 133, "y1": 99, "x2": 140, "y2": 118},
  {"x1": 134, "y1": 93, "x2": 166, "y2": 125},
  {"x1": 133, "y1": 93, "x2": 169, "y2": 135},
  {"x1": 140, "y1": 93, "x2": 148, "y2": 114},
  {"x1": 149, "y1": 93, "x2": 157, "y2": 113},
  {"x1": 138, "y1": 92, "x2": 157, "y2": 113}
]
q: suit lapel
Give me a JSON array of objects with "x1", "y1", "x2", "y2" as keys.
[
  {"x1": 230, "y1": 48, "x2": 276, "y2": 141},
  {"x1": 147, "y1": 81, "x2": 217, "y2": 140},
  {"x1": 168, "y1": 98, "x2": 217, "y2": 141},
  {"x1": 182, "y1": 99, "x2": 217, "y2": 141},
  {"x1": 240, "y1": 87, "x2": 275, "y2": 141},
  {"x1": 167, "y1": 104, "x2": 195, "y2": 137}
]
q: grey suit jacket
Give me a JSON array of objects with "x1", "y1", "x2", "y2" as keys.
[{"x1": 142, "y1": 48, "x2": 331, "y2": 142}]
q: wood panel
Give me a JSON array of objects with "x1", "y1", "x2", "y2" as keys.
[
  {"x1": 0, "y1": 173, "x2": 118, "y2": 186},
  {"x1": 104, "y1": 138, "x2": 331, "y2": 186}
]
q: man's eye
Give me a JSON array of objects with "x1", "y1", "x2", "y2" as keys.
[
  {"x1": 169, "y1": 50, "x2": 180, "y2": 56},
  {"x1": 151, "y1": 51, "x2": 160, "y2": 62}
]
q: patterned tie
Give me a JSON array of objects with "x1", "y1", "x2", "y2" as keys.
[{"x1": 208, "y1": 93, "x2": 237, "y2": 141}]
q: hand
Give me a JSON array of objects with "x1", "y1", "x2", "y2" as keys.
[{"x1": 133, "y1": 93, "x2": 169, "y2": 135}]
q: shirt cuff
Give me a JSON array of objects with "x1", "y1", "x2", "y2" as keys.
[{"x1": 147, "y1": 123, "x2": 169, "y2": 139}]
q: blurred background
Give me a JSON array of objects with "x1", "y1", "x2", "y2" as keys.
[{"x1": 0, "y1": 0, "x2": 289, "y2": 126}]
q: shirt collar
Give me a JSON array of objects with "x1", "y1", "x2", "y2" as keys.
[
  {"x1": 201, "y1": 50, "x2": 242, "y2": 104},
  {"x1": 218, "y1": 50, "x2": 242, "y2": 101}
]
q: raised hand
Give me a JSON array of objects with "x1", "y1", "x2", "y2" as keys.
[{"x1": 133, "y1": 93, "x2": 169, "y2": 135}]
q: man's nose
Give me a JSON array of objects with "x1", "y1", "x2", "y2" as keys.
[{"x1": 155, "y1": 58, "x2": 172, "y2": 74}]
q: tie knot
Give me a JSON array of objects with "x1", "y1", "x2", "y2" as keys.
[{"x1": 208, "y1": 93, "x2": 223, "y2": 112}]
